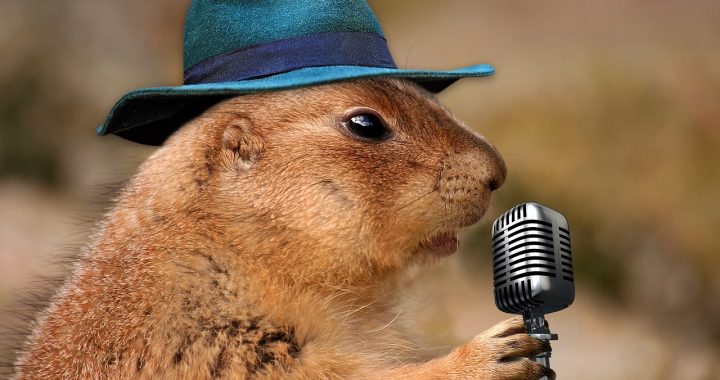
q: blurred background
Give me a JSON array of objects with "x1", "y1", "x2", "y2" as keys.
[{"x1": 1, "y1": 0, "x2": 718, "y2": 378}]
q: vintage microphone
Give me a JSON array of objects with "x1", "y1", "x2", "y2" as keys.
[{"x1": 491, "y1": 202, "x2": 575, "y2": 379}]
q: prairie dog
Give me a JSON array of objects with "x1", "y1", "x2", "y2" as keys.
[{"x1": 16, "y1": 78, "x2": 553, "y2": 379}]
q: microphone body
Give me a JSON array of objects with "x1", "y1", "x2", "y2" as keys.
[{"x1": 491, "y1": 202, "x2": 575, "y2": 379}]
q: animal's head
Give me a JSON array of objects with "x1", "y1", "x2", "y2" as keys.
[{"x1": 143, "y1": 78, "x2": 505, "y2": 288}]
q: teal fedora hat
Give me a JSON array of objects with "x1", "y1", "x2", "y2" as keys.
[{"x1": 97, "y1": 0, "x2": 495, "y2": 145}]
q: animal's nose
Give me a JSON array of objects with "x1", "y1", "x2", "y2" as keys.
[
  {"x1": 454, "y1": 125, "x2": 506, "y2": 192},
  {"x1": 461, "y1": 131, "x2": 507, "y2": 191},
  {"x1": 434, "y1": 140, "x2": 505, "y2": 227},
  {"x1": 483, "y1": 142, "x2": 506, "y2": 192},
  {"x1": 437, "y1": 143, "x2": 505, "y2": 198}
]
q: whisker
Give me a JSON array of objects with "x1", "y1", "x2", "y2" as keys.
[{"x1": 394, "y1": 190, "x2": 434, "y2": 212}]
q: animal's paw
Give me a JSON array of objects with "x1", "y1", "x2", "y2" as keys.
[{"x1": 448, "y1": 316, "x2": 555, "y2": 379}]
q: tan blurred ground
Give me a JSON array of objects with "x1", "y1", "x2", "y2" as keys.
[{"x1": 1, "y1": 0, "x2": 719, "y2": 378}]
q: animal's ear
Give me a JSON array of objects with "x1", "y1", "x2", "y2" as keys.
[{"x1": 221, "y1": 117, "x2": 264, "y2": 170}]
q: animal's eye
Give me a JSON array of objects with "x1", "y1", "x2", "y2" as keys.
[{"x1": 344, "y1": 113, "x2": 390, "y2": 141}]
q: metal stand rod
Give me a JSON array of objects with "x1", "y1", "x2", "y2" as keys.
[{"x1": 523, "y1": 310, "x2": 557, "y2": 380}]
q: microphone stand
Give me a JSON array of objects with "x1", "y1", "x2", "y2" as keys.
[{"x1": 523, "y1": 308, "x2": 558, "y2": 380}]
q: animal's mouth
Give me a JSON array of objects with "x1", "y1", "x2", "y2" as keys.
[{"x1": 418, "y1": 232, "x2": 459, "y2": 257}]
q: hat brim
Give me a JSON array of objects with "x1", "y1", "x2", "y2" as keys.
[{"x1": 98, "y1": 63, "x2": 494, "y2": 145}]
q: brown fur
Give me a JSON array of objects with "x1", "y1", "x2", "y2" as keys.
[{"x1": 15, "y1": 79, "x2": 552, "y2": 379}]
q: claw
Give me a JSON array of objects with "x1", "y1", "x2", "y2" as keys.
[
  {"x1": 544, "y1": 367, "x2": 557, "y2": 380},
  {"x1": 541, "y1": 340, "x2": 552, "y2": 353}
]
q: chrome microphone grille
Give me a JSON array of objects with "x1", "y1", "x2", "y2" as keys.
[{"x1": 492, "y1": 203, "x2": 575, "y2": 314}]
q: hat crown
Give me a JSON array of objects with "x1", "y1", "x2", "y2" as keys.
[{"x1": 183, "y1": 0, "x2": 385, "y2": 71}]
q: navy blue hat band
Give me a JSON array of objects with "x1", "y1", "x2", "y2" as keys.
[{"x1": 184, "y1": 31, "x2": 397, "y2": 85}]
